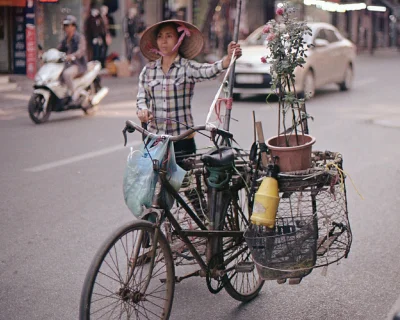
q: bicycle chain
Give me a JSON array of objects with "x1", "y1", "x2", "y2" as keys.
[{"x1": 205, "y1": 253, "x2": 228, "y2": 294}]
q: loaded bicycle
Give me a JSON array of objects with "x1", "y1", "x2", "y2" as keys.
[
  {"x1": 79, "y1": 114, "x2": 354, "y2": 319},
  {"x1": 79, "y1": 120, "x2": 267, "y2": 319}
]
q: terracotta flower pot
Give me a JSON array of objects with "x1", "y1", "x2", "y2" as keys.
[{"x1": 266, "y1": 134, "x2": 316, "y2": 172}]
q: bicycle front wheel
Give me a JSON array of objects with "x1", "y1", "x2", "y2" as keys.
[{"x1": 80, "y1": 220, "x2": 175, "y2": 320}]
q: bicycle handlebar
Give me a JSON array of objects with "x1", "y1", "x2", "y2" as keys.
[{"x1": 123, "y1": 120, "x2": 233, "y2": 146}]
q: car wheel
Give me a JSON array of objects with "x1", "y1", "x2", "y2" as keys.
[
  {"x1": 300, "y1": 70, "x2": 315, "y2": 99},
  {"x1": 232, "y1": 93, "x2": 241, "y2": 101},
  {"x1": 338, "y1": 64, "x2": 353, "y2": 91}
]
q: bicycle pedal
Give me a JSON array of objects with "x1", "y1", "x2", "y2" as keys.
[{"x1": 235, "y1": 262, "x2": 255, "y2": 273}]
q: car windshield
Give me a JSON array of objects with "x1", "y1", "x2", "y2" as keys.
[
  {"x1": 244, "y1": 27, "x2": 267, "y2": 46},
  {"x1": 244, "y1": 26, "x2": 314, "y2": 46}
]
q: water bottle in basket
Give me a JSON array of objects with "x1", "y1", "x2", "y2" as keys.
[{"x1": 250, "y1": 164, "x2": 280, "y2": 229}]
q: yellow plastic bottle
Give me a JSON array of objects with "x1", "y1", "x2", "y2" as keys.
[{"x1": 250, "y1": 165, "x2": 280, "y2": 229}]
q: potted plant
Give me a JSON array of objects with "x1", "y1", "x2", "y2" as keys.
[{"x1": 261, "y1": 3, "x2": 316, "y2": 172}]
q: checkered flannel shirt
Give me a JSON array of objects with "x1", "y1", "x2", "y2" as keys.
[{"x1": 136, "y1": 55, "x2": 225, "y2": 136}]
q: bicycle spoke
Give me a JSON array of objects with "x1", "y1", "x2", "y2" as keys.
[
  {"x1": 97, "y1": 269, "x2": 123, "y2": 285},
  {"x1": 91, "y1": 291, "x2": 121, "y2": 304},
  {"x1": 93, "y1": 281, "x2": 120, "y2": 298},
  {"x1": 103, "y1": 255, "x2": 124, "y2": 284},
  {"x1": 137, "y1": 300, "x2": 164, "y2": 319},
  {"x1": 90, "y1": 296, "x2": 123, "y2": 318}
]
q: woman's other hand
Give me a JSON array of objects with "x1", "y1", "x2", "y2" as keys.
[
  {"x1": 222, "y1": 41, "x2": 242, "y2": 69},
  {"x1": 137, "y1": 109, "x2": 153, "y2": 123}
]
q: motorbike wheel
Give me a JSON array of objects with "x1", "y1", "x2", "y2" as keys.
[
  {"x1": 28, "y1": 93, "x2": 52, "y2": 124},
  {"x1": 83, "y1": 76, "x2": 102, "y2": 115}
]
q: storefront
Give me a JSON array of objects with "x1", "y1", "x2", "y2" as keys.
[
  {"x1": 161, "y1": 0, "x2": 188, "y2": 20},
  {"x1": 0, "y1": 0, "x2": 83, "y2": 76},
  {"x1": 0, "y1": 0, "x2": 27, "y2": 73},
  {"x1": 36, "y1": 0, "x2": 82, "y2": 53}
]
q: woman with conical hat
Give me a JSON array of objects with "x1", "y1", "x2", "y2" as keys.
[{"x1": 136, "y1": 19, "x2": 242, "y2": 161}]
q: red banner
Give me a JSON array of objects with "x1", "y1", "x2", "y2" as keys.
[
  {"x1": 0, "y1": 0, "x2": 26, "y2": 6},
  {"x1": 26, "y1": 24, "x2": 37, "y2": 79}
]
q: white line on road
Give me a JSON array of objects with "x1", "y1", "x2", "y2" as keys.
[
  {"x1": 24, "y1": 141, "x2": 141, "y2": 173},
  {"x1": 3, "y1": 93, "x2": 30, "y2": 101},
  {"x1": 100, "y1": 100, "x2": 136, "y2": 109}
]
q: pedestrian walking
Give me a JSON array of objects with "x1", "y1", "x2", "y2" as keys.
[
  {"x1": 100, "y1": 5, "x2": 112, "y2": 67},
  {"x1": 85, "y1": 3, "x2": 106, "y2": 66},
  {"x1": 123, "y1": 7, "x2": 147, "y2": 74},
  {"x1": 123, "y1": 7, "x2": 140, "y2": 61}
]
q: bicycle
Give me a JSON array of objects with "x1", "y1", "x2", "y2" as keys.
[{"x1": 79, "y1": 120, "x2": 266, "y2": 319}]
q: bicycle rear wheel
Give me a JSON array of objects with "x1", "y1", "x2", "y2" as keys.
[
  {"x1": 80, "y1": 220, "x2": 175, "y2": 320},
  {"x1": 219, "y1": 187, "x2": 265, "y2": 302}
]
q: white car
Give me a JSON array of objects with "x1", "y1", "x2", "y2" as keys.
[{"x1": 233, "y1": 22, "x2": 356, "y2": 100}]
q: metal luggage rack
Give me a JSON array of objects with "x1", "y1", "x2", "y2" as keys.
[{"x1": 244, "y1": 150, "x2": 352, "y2": 283}]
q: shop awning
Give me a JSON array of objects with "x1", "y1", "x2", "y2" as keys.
[{"x1": 0, "y1": 0, "x2": 26, "y2": 6}]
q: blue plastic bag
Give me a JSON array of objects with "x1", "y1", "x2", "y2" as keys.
[
  {"x1": 162, "y1": 142, "x2": 187, "y2": 209},
  {"x1": 123, "y1": 136, "x2": 170, "y2": 217}
]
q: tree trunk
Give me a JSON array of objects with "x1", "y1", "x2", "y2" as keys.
[{"x1": 200, "y1": 0, "x2": 222, "y2": 51}]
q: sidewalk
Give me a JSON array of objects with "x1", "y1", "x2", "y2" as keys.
[
  {"x1": 0, "y1": 75, "x2": 34, "y2": 111},
  {"x1": 356, "y1": 46, "x2": 399, "y2": 60}
]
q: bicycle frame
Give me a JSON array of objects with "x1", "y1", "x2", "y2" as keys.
[
  {"x1": 122, "y1": 121, "x2": 258, "y2": 280},
  {"x1": 150, "y1": 149, "x2": 251, "y2": 279}
]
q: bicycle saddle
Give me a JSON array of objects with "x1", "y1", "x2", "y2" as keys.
[{"x1": 201, "y1": 147, "x2": 235, "y2": 167}]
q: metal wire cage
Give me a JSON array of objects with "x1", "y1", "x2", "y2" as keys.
[
  {"x1": 244, "y1": 151, "x2": 352, "y2": 281},
  {"x1": 245, "y1": 214, "x2": 318, "y2": 280}
]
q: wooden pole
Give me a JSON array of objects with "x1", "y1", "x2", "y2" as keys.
[
  {"x1": 223, "y1": 0, "x2": 242, "y2": 132},
  {"x1": 255, "y1": 121, "x2": 269, "y2": 168}
]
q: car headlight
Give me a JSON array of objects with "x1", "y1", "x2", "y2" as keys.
[{"x1": 34, "y1": 74, "x2": 42, "y2": 83}]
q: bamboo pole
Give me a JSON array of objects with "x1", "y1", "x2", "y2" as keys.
[{"x1": 223, "y1": 0, "x2": 242, "y2": 132}]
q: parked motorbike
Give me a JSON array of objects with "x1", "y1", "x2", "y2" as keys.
[{"x1": 28, "y1": 48, "x2": 109, "y2": 124}]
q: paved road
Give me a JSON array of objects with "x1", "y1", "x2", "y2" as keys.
[{"x1": 1, "y1": 49, "x2": 400, "y2": 320}]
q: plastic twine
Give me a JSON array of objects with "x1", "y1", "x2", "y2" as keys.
[
  {"x1": 215, "y1": 98, "x2": 233, "y2": 123},
  {"x1": 325, "y1": 162, "x2": 364, "y2": 200}
]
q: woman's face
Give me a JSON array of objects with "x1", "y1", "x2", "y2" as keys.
[{"x1": 156, "y1": 25, "x2": 179, "y2": 56}]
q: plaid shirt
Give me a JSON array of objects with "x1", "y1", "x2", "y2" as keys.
[{"x1": 136, "y1": 55, "x2": 225, "y2": 136}]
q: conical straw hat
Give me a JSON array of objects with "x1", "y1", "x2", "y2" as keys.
[{"x1": 140, "y1": 20, "x2": 204, "y2": 61}]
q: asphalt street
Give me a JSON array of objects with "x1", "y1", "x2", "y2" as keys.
[{"x1": 1, "y1": 48, "x2": 400, "y2": 320}]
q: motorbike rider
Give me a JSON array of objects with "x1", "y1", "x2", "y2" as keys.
[{"x1": 57, "y1": 15, "x2": 87, "y2": 104}]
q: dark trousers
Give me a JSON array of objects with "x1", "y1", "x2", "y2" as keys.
[
  {"x1": 173, "y1": 138, "x2": 206, "y2": 217},
  {"x1": 174, "y1": 138, "x2": 196, "y2": 167},
  {"x1": 92, "y1": 43, "x2": 104, "y2": 63}
]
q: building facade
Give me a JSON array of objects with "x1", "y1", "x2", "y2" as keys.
[{"x1": 1, "y1": 0, "x2": 399, "y2": 75}]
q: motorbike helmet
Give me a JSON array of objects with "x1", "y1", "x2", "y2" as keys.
[{"x1": 63, "y1": 15, "x2": 77, "y2": 26}]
